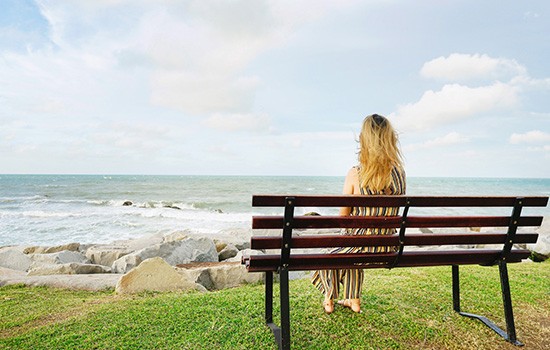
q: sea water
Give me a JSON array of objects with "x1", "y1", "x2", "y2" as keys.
[{"x1": 1, "y1": 175, "x2": 549, "y2": 246}]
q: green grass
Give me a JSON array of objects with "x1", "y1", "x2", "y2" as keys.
[{"x1": 1, "y1": 261, "x2": 548, "y2": 349}]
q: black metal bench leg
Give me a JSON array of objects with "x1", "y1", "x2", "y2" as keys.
[
  {"x1": 452, "y1": 265, "x2": 460, "y2": 312},
  {"x1": 265, "y1": 271, "x2": 282, "y2": 349},
  {"x1": 279, "y1": 267, "x2": 291, "y2": 350},
  {"x1": 265, "y1": 271, "x2": 274, "y2": 324},
  {"x1": 498, "y1": 260, "x2": 522, "y2": 346},
  {"x1": 452, "y1": 264, "x2": 523, "y2": 346}
]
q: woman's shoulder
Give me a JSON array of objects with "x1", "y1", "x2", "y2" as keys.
[{"x1": 347, "y1": 166, "x2": 360, "y2": 178}]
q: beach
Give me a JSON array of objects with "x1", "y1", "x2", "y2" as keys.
[{"x1": 1, "y1": 175, "x2": 549, "y2": 291}]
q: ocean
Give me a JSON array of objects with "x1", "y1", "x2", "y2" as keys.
[{"x1": 1, "y1": 175, "x2": 549, "y2": 247}]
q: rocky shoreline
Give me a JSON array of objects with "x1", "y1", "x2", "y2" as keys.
[
  {"x1": 0, "y1": 229, "x2": 266, "y2": 293},
  {"x1": 1, "y1": 221, "x2": 548, "y2": 293}
]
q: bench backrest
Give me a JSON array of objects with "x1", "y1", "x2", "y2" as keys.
[{"x1": 245, "y1": 195, "x2": 548, "y2": 272}]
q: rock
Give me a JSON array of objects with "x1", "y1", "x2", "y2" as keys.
[
  {"x1": 162, "y1": 230, "x2": 191, "y2": 243},
  {"x1": 0, "y1": 266, "x2": 26, "y2": 278},
  {"x1": 528, "y1": 220, "x2": 550, "y2": 261},
  {"x1": 85, "y1": 245, "x2": 131, "y2": 267},
  {"x1": 216, "y1": 228, "x2": 253, "y2": 250},
  {"x1": 195, "y1": 269, "x2": 215, "y2": 290},
  {"x1": 122, "y1": 201, "x2": 133, "y2": 206},
  {"x1": 530, "y1": 251, "x2": 548, "y2": 262},
  {"x1": 176, "y1": 261, "x2": 263, "y2": 291},
  {"x1": 23, "y1": 242, "x2": 80, "y2": 254},
  {"x1": 226, "y1": 249, "x2": 265, "y2": 263},
  {"x1": 115, "y1": 257, "x2": 205, "y2": 294},
  {"x1": 218, "y1": 243, "x2": 239, "y2": 261},
  {"x1": 31, "y1": 250, "x2": 89, "y2": 265},
  {"x1": 27, "y1": 262, "x2": 112, "y2": 276},
  {"x1": 0, "y1": 248, "x2": 32, "y2": 271},
  {"x1": 112, "y1": 237, "x2": 218, "y2": 273},
  {"x1": 207, "y1": 262, "x2": 263, "y2": 289},
  {"x1": 176, "y1": 263, "x2": 210, "y2": 289},
  {"x1": 113, "y1": 232, "x2": 165, "y2": 252},
  {"x1": 112, "y1": 254, "x2": 142, "y2": 275},
  {"x1": 214, "y1": 240, "x2": 228, "y2": 252},
  {"x1": 234, "y1": 241, "x2": 251, "y2": 250}
]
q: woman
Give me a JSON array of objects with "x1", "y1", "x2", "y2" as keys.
[{"x1": 311, "y1": 114, "x2": 406, "y2": 314}]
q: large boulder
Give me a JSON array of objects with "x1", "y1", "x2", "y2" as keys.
[
  {"x1": 0, "y1": 266, "x2": 26, "y2": 278},
  {"x1": 208, "y1": 262, "x2": 263, "y2": 289},
  {"x1": 112, "y1": 232, "x2": 165, "y2": 252},
  {"x1": 27, "y1": 262, "x2": 111, "y2": 276},
  {"x1": 0, "y1": 248, "x2": 32, "y2": 271},
  {"x1": 529, "y1": 220, "x2": 550, "y2": 261},
  {"x1": 115, "y1": 257, "x2": 205, "y2": 294},
  {"x1": 226, "y1": 249, "x2": 265, "y2": 263},
  {"x1": 176, "y1": 261, "x2": 263, "y2": 291},
  {"x1": 215, "y1": 228, "x2": 252, "y2": 250},
  {"x1": 214, "y1": 240, "x2": 227, "y2": 252},
  {"x1": 111, "y1": 237, "x2": 218, "y2": 273},
  {"x1": 218, "y1": 243, "x2": 239, "y2": 261},
  {"x1": 162, "y1": 230, "x2": 192, "y2": 243},
  {"x1": 23, "y1": 243, "x2": 80, "y2": 254},
  {"x1": 30, "y1": 250, "x2": 89, "y2": 265},
  {"x1": 85, "y1": 244, "x2": 131, "y2": 267}
]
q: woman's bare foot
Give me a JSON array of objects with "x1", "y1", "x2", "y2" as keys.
[
  {"x1": 337, "y1": 299, "x2": 361, "y2": 313},
  {"x1": 323, "y1": 299, "x2": 334, "y2": 314}
]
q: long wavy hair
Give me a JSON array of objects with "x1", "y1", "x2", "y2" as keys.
[{"x1": 357, "y1": 114, "x2": 403, "y2": 192}]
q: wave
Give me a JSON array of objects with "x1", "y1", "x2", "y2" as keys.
[
  {"x1": 0, "y1": 210, "x2": 83, "y2": 218},
  {"x1": 84, "y1": 199, "x2": 238, "y2": 213},
  {"x1": 0, "y1": 195, "x2": 45, "y2": 202}
]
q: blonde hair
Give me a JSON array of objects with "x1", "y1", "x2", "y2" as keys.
[{"x1": 357, "y1": 114, "x2": 403, "y2": 192}]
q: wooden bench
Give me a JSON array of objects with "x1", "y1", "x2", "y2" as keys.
[{"x1": 242, "y1": 195, "x2": 548, "y2": 349}]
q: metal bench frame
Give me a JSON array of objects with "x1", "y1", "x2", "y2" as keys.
[{"x1": 243, "y1": 195, "x2": 548, "y2": 350}]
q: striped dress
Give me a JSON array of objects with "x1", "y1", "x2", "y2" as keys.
[{"x1": 311, "y1": 166, "x2": 406, "y2": 300}]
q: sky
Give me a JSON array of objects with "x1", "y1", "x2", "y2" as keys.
[{"x1": 0, "y1": 0, "x2": 549, "y2": 178}]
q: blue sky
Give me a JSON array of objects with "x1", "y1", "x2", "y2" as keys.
[{"x1": 1, "y1": 0, "x2": 549, "y2": 177}]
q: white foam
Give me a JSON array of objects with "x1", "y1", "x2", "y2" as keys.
[{"x1": 21, "y1": 210, "x2": 83, "y2": 218}]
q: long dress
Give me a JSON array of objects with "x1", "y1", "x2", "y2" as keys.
[{"x1": 311, "y1": 166, "x2": 406, "y2": 300}]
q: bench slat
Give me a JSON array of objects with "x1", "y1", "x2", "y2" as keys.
[
  {"x1": 252, "y1": 215, "x2": 544, "y2": 229},
  {"x1": 252, "y1": 195, "x2": 549, "y2": 208},
  {"x1": 250, "y1": 233, "x2": 539, "y2": 249},
  {"x1": 245, "y1": 250, "x2": 531, "y2": 272}
]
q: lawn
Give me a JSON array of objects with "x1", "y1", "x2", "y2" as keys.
[{"x1": 1, "y1": 261, "x2": 548, "y2": 349}]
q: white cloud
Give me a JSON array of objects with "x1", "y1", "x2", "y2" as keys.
[
  {"x1": 392, "y1": 53, "x2": 549, "y2": 133},
  {"x1": 404, "y1": 132, "x2": 470, "y2": 152},
  {"x1": 391, "y1": 82, "x2": 518, "y2": 131},
  {"x1": 509, "y1": 74, "x2": 550, "y2": 90},
  {"x1": 509, "y1": 130, "x2": 550, "y2": 144},
  {"x1": 3, "y1": 1, "x2": 360, "y2": 119},
  {"x1": 420, "y1": 53, "x2": 526, "y2": 82}
]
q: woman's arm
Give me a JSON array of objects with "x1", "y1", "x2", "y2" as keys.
[{"x1": 339, "y1": 168, "x2": 357, "y2": 216}]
